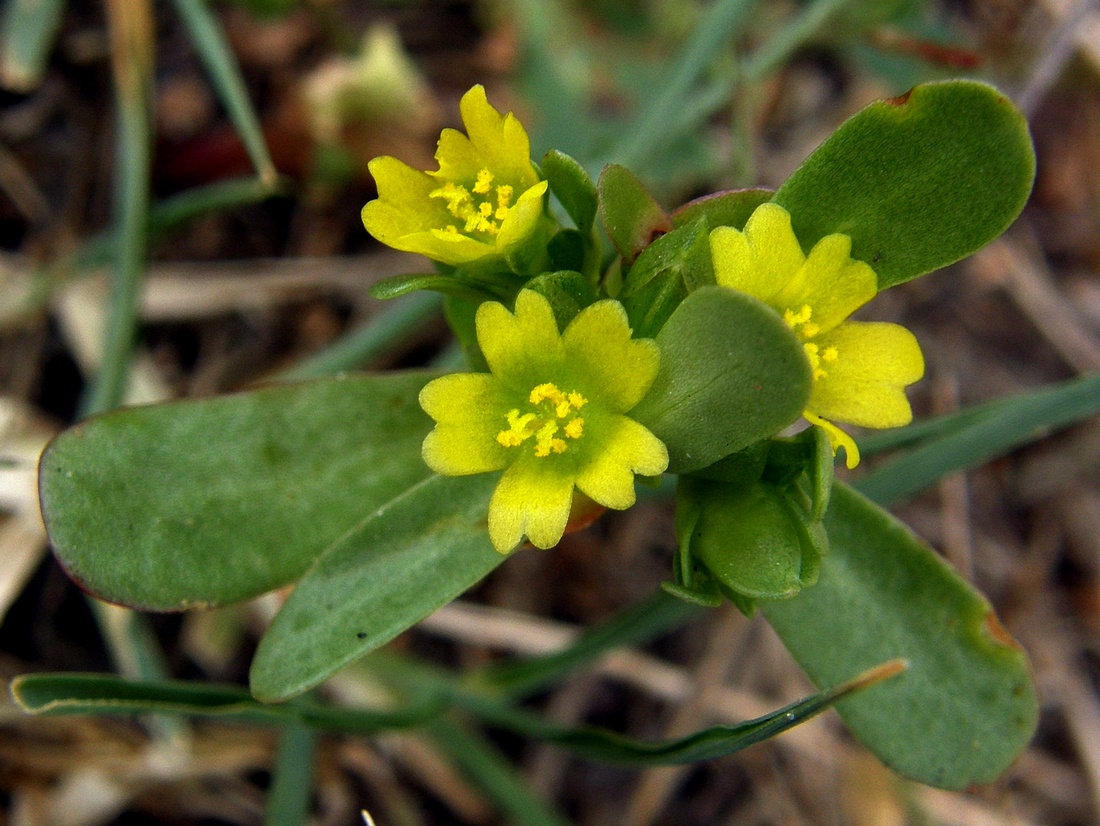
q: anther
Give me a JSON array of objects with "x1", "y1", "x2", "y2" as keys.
[{"x1": 473, "y1": 169, "x2": 494, "y2": 194}]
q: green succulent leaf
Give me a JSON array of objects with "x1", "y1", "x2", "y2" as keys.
[
  {"x1": 542, "y1": 149, "x2": 598, "y2": 234},
  {"x1": 762, "y1": 483, "x2": 1038, "y2": 789},
  {"x1": 619, "y1": 218, "x2": 714, "y2": 339},
  {"x1": 631, "y1": 286, "x2": 811, "y2": 474},
  {"x1": 39, "y1": 373, "x2": 436, "y2": 610},
  {"x1": 670, "y1": 188, "x2": 774, "y2": 230},
  {"x1": 524, "y1": 269, "x2": 597, "y2": 329},
  {"x1": 597, "y1": 163, "x2": 674, "y2": 265},
  {"x1": 773, "y1": 80, "x2": 1035, "y2": 288},
  {"x1": 250, "y1": 473, "x2": 502, "y2": 702}
]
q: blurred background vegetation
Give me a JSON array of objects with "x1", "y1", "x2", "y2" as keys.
[{"x1": 1, "y1": 0, "x2": 1100, "y2": 824}]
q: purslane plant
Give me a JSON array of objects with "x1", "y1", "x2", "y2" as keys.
[{"x1": 36, "y1": 79, "x2": 1041, "y2": 793}]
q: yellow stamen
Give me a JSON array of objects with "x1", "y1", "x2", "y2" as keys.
[
  {"x1": 429, "y1": 173, "x2": 514, "y2": 239},
  {"x1": 803, "y1": 342, "x2": 825, "y2": 380},
  {"x1": 499, "y1": 383, "x2": 588, "y2": 457},
  {"x1": 473, "y1": 168, "x2": 494, "y2": 194},
  {"x1": 494, "y1": 185, "x2": 514, "y2": 220},
  {"x1": 530, "y1": 383, "x2": 562, "y2": 405},
  {"x1": 429, "y1": 182, "x2": 474, "y2": 220},
  {"x1": 784, "y1": 305, "x2": 812, "y2": 329}
]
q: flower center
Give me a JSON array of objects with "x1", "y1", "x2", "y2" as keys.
[
  {"x1": 496, "y1": 382, "x2": 587, "y2": 458},
  {"x1": 783, "y1": 304, "x2": 838, "y2": 380},
  {"x1": 430, "y1": 167, "x2": 515, "y2": 239}
]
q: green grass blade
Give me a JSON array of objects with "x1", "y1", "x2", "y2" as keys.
[
  {"x1": 274, "y1": 292, "x2": 444, "y2": 382},
  {"x1": 80, "y1": 0, "x2": 154, "y2": 417},
  {"x1": 65, "y1": 176, "x2": 283, "y2": 278},
  {"x1": 265, "y1": 724, "x2": 318, "y2": 826},
  {"x1": 457, "y1": 660, "x2": 902, "y2": 765},
  {"x1": 148, "y1": 175, "x2": 285, "y2": 234},
  {"x1": 856, "y1": 373, "x2": 1100, "y2": 506},
  {"x1": 512, "y1": 0, "x2": 596, "y2": 159},
  {"x1": 475, "y1": 591, "x2": 699, "y2": 698},
  {"x1": 170, "y1": 0, "x2": 278, "y2": 187},
  {"x1": 10, "y1": 672, "x2": 446, "y2": 733},
  {"x1": 609, "y1": 0, "x2": 757, "y2": 168},
  {"x1": 742, "y1": 0, "x2": 859, "y2": 82},
  {"x1": 429, "y1": 718, "x2": 571, "y2": 826},
  {"x1": 0, "y1": 0, "x2": 66, "y2": 91}
]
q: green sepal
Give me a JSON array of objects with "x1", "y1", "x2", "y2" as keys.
[
  {"x1": 597, "y1": 164, "x2": 673, "y2": 265},
  {"x1": 671, "y1": 188, "x2": 773, "y2": 230},
  {"x1": 602, "y1": 255, "x2": 624, "y2": 298},
  {"x1": 685, "y1": 440, "x2": 769, "y2": 485},
  {"x1": 523, "y1": 269, "x2": 597, "y2": 329},
  {"x1": 502, "y1": 215, "x2": 555, "y2": 278},
  {"x1": 542, "y1": 149, "x2": 598, "y2": 234},
  {"x1": 761, "y1": 428, "x2": 834, "y2": 522},
  {"x1": 619, "y1": 217, "x2": 714, "y2": 339},
  {"x1": 724, "y1": 586, "x2": 758, "y2": 619},
  {"x1": 443, "y1": 294, "x2": 489, "y2": 372},
  {"x1": 773, "y1": 80, "x2": 1035, "y2": 288},
  {"x1": 763, "y1": 482, "x2": 1039, "y2": 789},
  {"x1": 665, "y1": 478, "x2": 738, "y2": 610},
  {"x1": 689, "y1": 480, "x2": 823, "y2": 601},
  {"x1": 546, "y1": 229, "x2": 587, "y2": 273},
  {"x1": 659, "y1": 578, "x2": 722, "y2": 608},
  {"x1": 38, "y1": 373, "x2": 438, "y2": 610},
  {"x1": 250, "y1": 473, "x2": 503, "y2": 702},
  {"x1": 631, "y1": 286, "x2": 811, "y2": 474}
]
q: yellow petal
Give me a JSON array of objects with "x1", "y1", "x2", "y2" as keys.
[
  {"x1": 459, "y1": 85, "x2": 539, "y2": 188},
  {"x1": 561, "y1": 299, "x2": 660, "y2": 412},
  {"x1": 433, "y1": 126, "x2": 481, "y2": 182},
  {"x1": 710, "y1": 203, "x2": 804, "y2": 302},
  {"x1": 488, "y1": 458, "x2": 575, "y2": 552},
  {"x1": 773, "y1": 234, "x2": 876, "y2": 334},
  {"x1": 741, "y1": 203, "x2": 806, "y2": 292},
  {"x1": 575, "y1": 416, "x2": 668, "y2": 509},
  {"x1": 363, "y1": 156, "x2": 449, "y2": 236},
  {"x1": 419, "y1": 374, "x2": 511, "y2": 474},
  {"x1": 808, "y1": 321, "x2": 924, "y2": 428},
  {"x1": 495, "y1": 181, "x2": 549, "y2": 251},
  {"x1": 477, "y1": 290, "x2": 565, "y2": 386}
]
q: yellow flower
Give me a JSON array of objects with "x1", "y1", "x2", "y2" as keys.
[
  {"x1": 419, "y1": 290, "x2": 669, "y2": 553},
  {"x1": 362, "y1": 85, "x2": 550, "y2": 267},
  {"x1": 710, "y1": 203, "x2": 924, "y2": 469}
]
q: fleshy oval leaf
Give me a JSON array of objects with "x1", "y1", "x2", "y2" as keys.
[
  {"x1": 250, "y1": 473, "x2": 502, "y2": 701},
  {"x1": 631, "y1": 286, "x2": 811, "y2": 474},
  {"x1": 773, "y1": 80, "x2": 1035, "y2": 288},
  {"x1": 762, "y1": 483, "x2": 1038, "y2": 789},
  {"x1": 39, "y1": 373, "x2": 436, "y2": 610}
]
